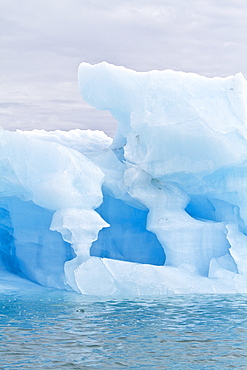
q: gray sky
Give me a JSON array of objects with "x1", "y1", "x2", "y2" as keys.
[{"x1": 1, "y1": 0, "x2": 247, "y2": 137}]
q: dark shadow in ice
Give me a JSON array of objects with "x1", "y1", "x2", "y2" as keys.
[
  {"x1": 91, "y1": 193, "x2": 166, "y2": 265},
  {"x1": 185, "y1": 195, "x2": 247, "y2": 233},
  {"x1": 0, "y1": 197, "x2": 75, "y2": 289}
]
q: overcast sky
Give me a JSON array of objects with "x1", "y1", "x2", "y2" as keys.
[{"x1": 1, "y1": 0, "x2": 247, "y2": 137}]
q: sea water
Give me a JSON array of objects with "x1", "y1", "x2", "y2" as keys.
[{"x1": 0, "y1": 292, "x2": 246, "y2": 369}]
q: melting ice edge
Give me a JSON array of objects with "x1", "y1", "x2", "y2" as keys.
[{"x1": 1, "y1": 62, "x2": 247, "y2": 295}]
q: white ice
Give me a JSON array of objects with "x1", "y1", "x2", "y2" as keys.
[{"x1": 0, "y1": 62, "x2": 247, "y2": 295}]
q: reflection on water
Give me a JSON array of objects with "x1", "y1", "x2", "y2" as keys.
[{"x1": 0, "y1": 292, "x2": 247, "y2": 369}]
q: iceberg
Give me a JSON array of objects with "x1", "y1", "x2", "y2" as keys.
[{"x1": 0, "y1": 62, "x2": 247, "y2": 295}]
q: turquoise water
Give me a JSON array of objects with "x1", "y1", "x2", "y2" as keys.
[{"x1": 0, "y1": 292, "x2": 246, "y2": 369}]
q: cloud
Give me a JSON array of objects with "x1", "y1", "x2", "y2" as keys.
[{"x1": 0, "y1": 0, "x2": 246, "y2": 135}]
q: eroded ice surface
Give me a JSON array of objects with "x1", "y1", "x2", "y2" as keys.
[{"x1": 1, "y1": 62, "x2": 247, "y2": 295}]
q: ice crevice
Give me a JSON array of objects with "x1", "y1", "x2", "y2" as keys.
[{"x1": 1, "y1": 62, "x2": 247, "y2": 295}]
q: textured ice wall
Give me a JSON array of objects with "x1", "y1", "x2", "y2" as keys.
[
  {"x1": 77, "y1": 62, "x2": 247, "y2": 294},
  {"x1": 0, "y1": 62, "x2": 247, "y2": 295}
]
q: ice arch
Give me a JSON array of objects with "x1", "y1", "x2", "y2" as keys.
[
  {"x1": 91, "y1": 193, "x2": 166, "y2": 265},
  {"x1": 0, "y1": 197, "x2": 74, "y2": 288}
]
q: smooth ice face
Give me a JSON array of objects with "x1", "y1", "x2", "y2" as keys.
[
  {"x1": 78, "y1": 62, "x2": 247, "y2": 176},
  {"x1": 1, "y1": 62, "x2": 247, "y2": 295}
]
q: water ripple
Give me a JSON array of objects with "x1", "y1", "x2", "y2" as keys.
[{"x1": 0, "y1": 293, "x2": 247, "y2": 369}]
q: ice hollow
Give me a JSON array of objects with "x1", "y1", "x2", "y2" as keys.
[{"x1": 1, "y1": 62, "x2": 247, "y2": 295}]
